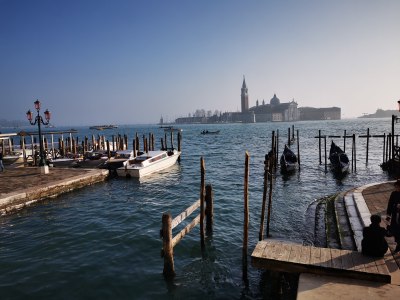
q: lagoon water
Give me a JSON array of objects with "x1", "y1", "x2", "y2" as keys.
[{"x1": 0, "y1": 118, "x2": 396, "y2": 299}]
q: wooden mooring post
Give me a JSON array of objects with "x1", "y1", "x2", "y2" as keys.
[
  {"x1": 297, "y1": 129, "x2": 301, "y2": 170},
  {"x1": 177, "y1": 132, "x2": 181, "y2": 162},
  {"x1": 266, "y1": 152, "x2": 274, "y2": 238},
  {"x1": 259, "y1": 154, "x2": 269, "y2": 241},
  {"x1": 243, "y1": 151, "x2": 249, "y2": 282},
  {"x1": 324, "y1": 135, "x2": 327, "y2": 171},
  {"x1": 160, "y1": 157, "x2": 213, "y2": 279},
  {"x1": 200, "y1": 157, "x2": 205, "y2": 249}
]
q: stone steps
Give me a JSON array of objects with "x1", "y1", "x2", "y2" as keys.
[
  {"x1": 314, "y1": 190, "x2": 364, "y2": 251},
  {"x1": 312, "y1": 190, "x2": 362, "y2": 251},
  {"x1": 334, "y1": 191, "x2": 357, "y2": 250}
]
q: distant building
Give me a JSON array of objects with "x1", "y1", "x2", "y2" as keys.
[
  {"x1": 299, "y1": 107, "x2": 341, "y2": 120},
  {"x1": 249, "y1": 94, "x2": 300, "y2": 122},
  {"x1": 241, "y1": 77, "x2": 249, "y2": 112},
  {"x1": 174, "y1": 77, "x2": 341, "y2": 124}
]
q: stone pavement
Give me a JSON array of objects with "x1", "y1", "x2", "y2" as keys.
[
  {"x1": 0, "y1": 167, "x2": 95, "y2": 195},
  {"x1": 0, "y1": 166, "x2": 108, "y2": 215}
]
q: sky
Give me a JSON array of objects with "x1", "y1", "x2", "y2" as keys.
[{"x1": 0, "y1": 0, "x2": 399, "y2": 126}]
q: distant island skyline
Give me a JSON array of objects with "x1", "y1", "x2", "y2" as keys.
[
  {"x1": 358, "y1": 109, "x2": 399, "y2": 119},
  {"x1": 2, "y1": 108, "x2": 399, "y2": 129}
]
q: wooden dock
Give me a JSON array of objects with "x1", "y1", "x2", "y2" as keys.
[{"x1": 251, "y1": 240, "x2": 391, "y2": 283}]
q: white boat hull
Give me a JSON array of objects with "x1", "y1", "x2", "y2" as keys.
[{"x1": 116, "y1": 151, "x2": 180, "y2": 178}]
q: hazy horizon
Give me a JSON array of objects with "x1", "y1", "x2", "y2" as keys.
[{"x1": 1, "y1": 1, "x2": 399, "y2": 126}]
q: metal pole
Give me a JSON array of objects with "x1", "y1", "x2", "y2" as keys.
[{"x1": 36, "y1": 113, "x2": 45, "y2": 166}]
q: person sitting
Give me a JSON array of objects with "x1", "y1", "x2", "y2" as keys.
[{"x1": 361, "y1": 214, "x2": 388, "y2": 257}]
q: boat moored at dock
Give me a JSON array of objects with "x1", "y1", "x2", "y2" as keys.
[
  {"x1": 280, "y1": 144, "x2": 298, "y2": 172},
  {"x1": 329, "y1": 141, "x2": 349, "y2": 173},
  {"x1": 116, "y1": 149, "x2": 181, "y2": 178}
]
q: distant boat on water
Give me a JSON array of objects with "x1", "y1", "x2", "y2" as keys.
[
  {"x1": 89, "y1": 125, "x2": 118, "y2": 130},
  {"x1": 163, "y1": 126, "x2": 182, "y2": 132},
  {"x1": 201, "y1": 130, "x2": 220, "y2": 135}
]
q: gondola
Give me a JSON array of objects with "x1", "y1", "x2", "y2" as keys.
[
  {"x1": 280, "y1": 144, "x2": 298, "y2": 172},
  {"x1": 329, "y1": 141, "x2": 349, "y2": 173}
]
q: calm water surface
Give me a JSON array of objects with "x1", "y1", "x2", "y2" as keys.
[{"x1": 0, "y1": 118, "x2": 396, "y2": 299}]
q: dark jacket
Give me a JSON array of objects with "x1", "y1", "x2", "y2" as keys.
[
  {"x1": 362, "y1": 224, "x2": 388, "y2": 257},
  {"x1": 387, "y1": 191, "x2": 400, "y2": 216}
]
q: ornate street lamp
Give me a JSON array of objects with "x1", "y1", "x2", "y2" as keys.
[{"x1": 26, "y1": 99, "x2": 51, "y2": 166}]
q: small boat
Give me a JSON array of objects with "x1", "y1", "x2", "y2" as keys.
[
  {"x1": 49, "y1": 157, "x2": 80, "y2": 168},
  {"x1": 329, "y1": 141, "x2": 349, "y2": 173},
  {"x1": 103, "y1": 150, "x2": 134, "y2": 170},
  {"x1": 89, "y1": 125, "x2": 118, "y2": 130},
  {"x1": 2, "y1": 151, "x2": 24, "y2": 165},
  {"x1": 116, "y1": 149, "x2": 181, "y2": 178},
  {"x1": 201, "y1": 130, "x2": 220, "y2": 135},
  {"x1": 280, "y1": 144, "x2": 298, "y2": 172},
  {"x1": 163, "y1": 127, "x2": 182, "y2": 132}
]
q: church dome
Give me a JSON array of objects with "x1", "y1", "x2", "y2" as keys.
[{"x1": 270, "y1": 94, "x2": 280, "y2": 105}]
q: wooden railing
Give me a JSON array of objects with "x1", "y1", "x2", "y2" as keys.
[{"x1": 161, "y1": 157, "x2": 213, "y2": 278}]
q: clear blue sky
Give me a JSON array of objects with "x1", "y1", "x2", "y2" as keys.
[{"x1": 1, "y1": 0, "x2": 399, "y2": 126}]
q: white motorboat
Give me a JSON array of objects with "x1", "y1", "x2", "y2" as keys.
[
  {"x1": 116, "y1": 149, "x2": 181, "y2": 178},
  {"x1": 3, "y1": 151, "x2": 24, "y2": 165}
]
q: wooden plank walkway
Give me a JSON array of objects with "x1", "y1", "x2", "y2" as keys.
[{"x1": 251, "y1": 240, "x2": 391, "y2": 283}]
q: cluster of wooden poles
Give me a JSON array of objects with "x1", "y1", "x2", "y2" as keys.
[
  {"x1": 161, "y1": 157, "x2": 213, "y2": 278},
  {"x1": 1, "y1": 129, "x2": 182, "y2": 165},
  {"x1": 159, "y1": 128, "x2": 297, "y2": 281},
  {"x1": 315, "y1": 128, "x2": 399, "y2": 172},
  {"x1": 160, "y1": 123, "x2": 400, "y2": 282}
]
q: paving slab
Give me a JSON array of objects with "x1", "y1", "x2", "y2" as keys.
[{"x1": 0, "y1": 166, "x2": 109, "y2": 215}]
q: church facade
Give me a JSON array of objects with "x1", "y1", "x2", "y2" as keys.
[
  {"x1": 248, "y1": 93, "x2": 300, "y2": 122},
  {"x1": 239, "y1": 76, "x2": 300, "y2": 123}
]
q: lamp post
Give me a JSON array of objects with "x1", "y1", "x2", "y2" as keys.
[
  {"x1": 26, "y1": 100, "x2": 51, "y2": 166},
  {"x1": 391, "y1": 100, "x2": 400, "y2": 162}
]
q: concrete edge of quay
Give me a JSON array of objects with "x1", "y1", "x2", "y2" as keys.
[{"x1": 0, "y1": 168, "x2": 109, "y2": 216}]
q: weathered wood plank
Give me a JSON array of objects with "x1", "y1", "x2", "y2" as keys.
[
  {"x1": 263, "y1": 241, "x2": 279, "y2": 260},
  {"x1": 171, "y1": 199, "x2": 200, "y2": 229},
  {"x1": 299, "y1": 245, "x2": 311, "y2": 265},
  {"x1": 376, "y1": 258, "x2": 390, "y2": 276},
  {"x1": 279, "y1": 243, "x2": 292, "y2": 262},
  {"x1": 310, "y1": 246, "x2": 322, "y2": 266},
  {"x1": 172, "y1": 213, "x2": 201, "y2": 247},
  {"x1": 360, "y1": 255, "x2": 379, "y2": 274},
  {"x1": 251, "y1": 240, "x2": 267, "y2": 258},
  {"x1": 330, "y1": 248, "x2": 343, "y2": 269},
  {"x1": 251, "y1": 241, "x2": 391, "y2": 283},
  {"x1": 320, "y1": 247, "x2": 333, "y2": 268},
  {"x1": 340, "y1": 249, "x2": 355, "y2": 271},
  {"x1": 350, "y1": 252, "x2": 365, "y2": 271},
  {"x1": 288, "y1": 244, "x2": 303, "y2": 264}
]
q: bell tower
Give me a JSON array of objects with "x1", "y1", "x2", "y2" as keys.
[{"x1": 241, "y1": 76, "x2": 249, "y2": 112}]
